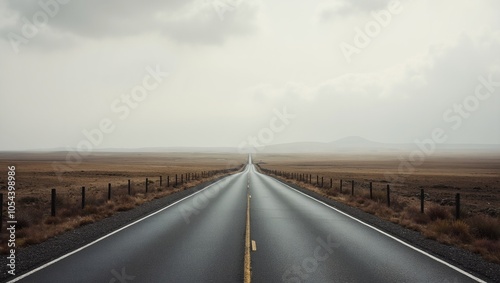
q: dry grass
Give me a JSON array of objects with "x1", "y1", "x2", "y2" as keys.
[
  {"x1": 426, "y1": 205, "x2": 452, "y2": 221},
  {"x1": 403, "y1": 206, "x2": 431, "y2": 225},
  {"x1": 426, "y1": 220, "x2": 473, "y2": 244},
  {"x1": 0, "y1": 152, "x2": 246, "y2": 253},
  {"x1": 471, "y1": 239, "x2": 500, "y2": 263},
  {"x1": 255, "y1": 153, "x2": 500, "y2": 264},
  {"x1": 467, "y1": 215, "x2": 500, "y2": 241}
]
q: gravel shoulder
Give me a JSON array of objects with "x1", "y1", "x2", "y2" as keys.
[
  {"x1": 0, "y1": 175, "x2": 229, "y2": 282},
  {"x1": 274, "y1": 177, "x2": 500, "y2": 282}
]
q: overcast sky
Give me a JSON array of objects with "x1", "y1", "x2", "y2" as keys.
[{"x1": 1, "y1": 0, "x2": 499, "y2": 151}]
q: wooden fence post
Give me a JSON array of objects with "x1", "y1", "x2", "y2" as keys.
[
  {"x1": 160, "y1": 176, "x2": 162, "y2": 187},
  {"x1": 455, "y1": 193, "x2": 460, "y2": 219},
  {"x1": 108, "y1": 183, "x2": 111, "y2": 201},
  {"x1": 128, "y1": 179, "x2": 131, "y2": 195},
  {"x1": 175, "y1": 174, "x2": 178, "y2": 187},
  {"x1": 351, "y1": 180, "x2": 354, "y2": 196},
  {"x1": 421, "y1": 189, "x2": 425, "y2": 213},
  {"x1": 321, "y1": 177, "x2": 324, "y2": 188},
  {"x1": 81, "y1": 186, "x2": 86, "y2": 209},
  {"x1": 340, "y1": 179, "x2": 343, "y2": 193},
  {"x1": 146, "y1": 178, "x2": 149, "y2": 193},
  {"x1": 386, "y1": 185, "x2": 390, "y2": 207},
  {"x1": 369, "y1": 182, "x2": 373, "y2": 200},
  {"x1": 1, "y1": 193, "x2": 3, "y2": 226},
  {"x1": 167, "y1": 176, "x2": 170, "y2": 187},
  {"x1": 330, "y1": 178, "x2": 333, "y2": 189},
  {"x1": 51, "y1": 189, "x2": 57, "y2": 217}
]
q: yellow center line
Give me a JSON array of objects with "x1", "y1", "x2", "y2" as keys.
[{"x1": 244, "y1": 192, "x2": 251, "y2": 283}]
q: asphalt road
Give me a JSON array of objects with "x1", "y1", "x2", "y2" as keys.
[
  {"x1": 12, "y1": 168, "x2": 249, "y2": 283},
  {"x1": 249, "y1": 165, "x2": 483, "y2": 283},
  {"x1": 10, "y1": 158, "x2": 486, "y2": 282}
]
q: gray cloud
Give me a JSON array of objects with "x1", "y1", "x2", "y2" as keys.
[
  {"x1": 247, "y1": 32, "x2": 500, "y2": 143},
  {"x1": 2, "y1": 0, "x2": 260, "y2": 47},
  {"x1": 317, "y1": 0, "x2": 391, "y2": 22}
]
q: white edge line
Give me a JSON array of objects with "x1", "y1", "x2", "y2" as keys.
[
  {"x1": 261, "y1": 172, "x2": 487, "y2": 283},
  {"x1": 8, "y1": 170, "x2": 246, "y2": 283}
]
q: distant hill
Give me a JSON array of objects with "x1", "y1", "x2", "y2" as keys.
[
  {"x1": 8, "y1": 136, "x2": 500, "y2": 154},
  {"x1": 257, "y1": 136, "x2": 500, "y2": 154}
]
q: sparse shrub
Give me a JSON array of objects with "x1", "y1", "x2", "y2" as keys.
[
  {"x1": 78, "y1": 216, "x2": 95, "y2": 227},
  {"x1": 91, "y1": 194, "x2": 108, "y2": 207},
  {"x1": 82, "y1": 205, "x2": 99, "y2": 216},
  {"x1": 404, "y1": 206, "x2": 430, "y2": 225},
  {"x1": 390, "y1": 196, "x2": 406, "y2": 213},
  {"x1": 365, "y1": 202, "x2": 392, "y2": 218},
  {"x1": 16, "y1": 207, "x2": 42, "y2": 229},
  {"x1": 44, "y1": 216, "x2": 62, "y2": 225},
  {"x1": 105, "y1": 201, "x2": 115, "y2": 210},
  {"x1": 427, "y1": 205, "x2": 451, "y2": 221},
  {"x1": 449, "y1": 220, "x2": 473, "y2": 243},
  {"x1": 116, "y1": 203, "x2": 135, "y2": 212},
  {"x1": 16, "y1": 229, "x2": 27, "y2": 239},
  {"x1": 472, "y1": 239, "x2": 500, "y2": 264},
  {"x1": 326, "y1": 188, "x2": 338, "y2": 197},
  {"x1": 23, "y1": 228, "x2": 51, "y2": 245},
  {"x1": 18, "y1": 196, "x2": 41, "y2": 205},
  {"x1": 430, "y1": 220, "x2": 473, "y2": 243},
  {"x1": 371, "y1": 190, "x2": 386, "y2": 202},
  {"x1": 129, "y1": 194, "x2": 145, "y2": 205},
  {"x1": 467, "y1": 214, "x2": 500, "y2": 240},
  {"x1": 15, "y1": 218, "x2": 31, "y2": 230},
  {"x1": 356, "y1": 197, "x2": 365, "y2": 205},
  {"x1": 60, "y1": 206, "x2": 79, "y2": 218}
]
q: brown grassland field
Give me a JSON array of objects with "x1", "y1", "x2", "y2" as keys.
[
  {"x1": 0, "y1": 152, "x2": 247, "y2": 254},
  {"x1": 254, "y1": 152, "x2": 500, "y2": 264}
]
